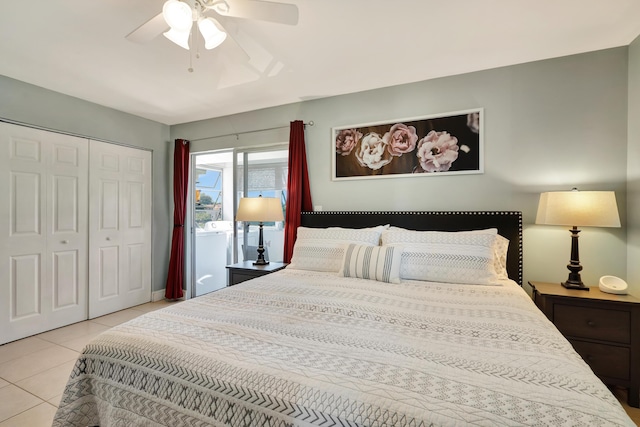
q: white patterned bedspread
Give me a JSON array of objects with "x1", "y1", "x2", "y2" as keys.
[{"x1": 53, "y1": 269, "x2": 634, "y2": 426}]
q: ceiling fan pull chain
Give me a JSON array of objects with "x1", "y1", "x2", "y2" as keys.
[
  {"x1": 195, "y1": 28, "x2": 201, "y2": 60},
  {"x1": 188, "y1": 30, "x2": 194, "y2": 72}
]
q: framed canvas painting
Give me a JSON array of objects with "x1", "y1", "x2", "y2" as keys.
[{"x1": 332, "y1": 108, "x2": 483, "y2": 181}]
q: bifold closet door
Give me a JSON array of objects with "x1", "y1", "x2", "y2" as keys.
[
  {"x1": 88, "y1": 140, "x2": 152, "y2": 318},
  {"x1": 0, "y1": 122, "x2": 88, "y2": 345}
]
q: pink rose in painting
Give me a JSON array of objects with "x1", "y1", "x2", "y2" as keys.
[
  {"x1": 467, "y1": 112, "x2": 480, "y2": 134},
  {"x1": 415, "y1": 130, "x2": 459, "y2": 172},
  {"x1": 355, "y1": 132, "x2": 392, "y2": 170},
  {"x1": 383, "y1": 123, "x2": 418, "y2": 156},
  {"x1": 335, "y1": 129, "x2": 362, "y2": 156}
]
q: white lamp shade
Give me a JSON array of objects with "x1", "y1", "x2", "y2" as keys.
[
  {"x1": 236, "y1": 197, "x2": 284, "y2": 222},
  {"x1": 163, "y1": 28, "x2": 190, "y2": 50},
  {"x1": 162, "y1": 0, "x2": 193, "y2": 31},
  {"x1": 198, "y1": 17, "x2": 227, "y2": 50},
  {"x1": 535, "y1": 190, "x2": 621, "y2": 228}
]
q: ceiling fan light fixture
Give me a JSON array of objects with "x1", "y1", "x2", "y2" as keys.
[
  {"x1": 198, "y1": 17, "x2": 227, "y2": 50},
  {"x1": 163, "y1": 0, "x2": 194, "y2": 31},
  {"x1": 163, "y1": 28, "x2": 191, "y2": 50}
]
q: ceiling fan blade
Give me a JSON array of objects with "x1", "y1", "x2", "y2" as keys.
[
  {"x1": 213, "y1": 0, "x2": 298, "y2": 25},
  {"x1": 126, "y1": 12, "x2": 169, "y2": 43},
  {"x1": 215, "y1": 18, "x2": 251, "y2": 62},
  {"x1": 217, "y1": 19, "x2": 285, "y2": 77}
]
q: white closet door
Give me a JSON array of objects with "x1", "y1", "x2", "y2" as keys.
[
  {"x1": 0, "y1": 122, "x2": 88, "y2": 344},
  {"x1": 89, "y1": 140, "x2": 152, "y2": 318}
]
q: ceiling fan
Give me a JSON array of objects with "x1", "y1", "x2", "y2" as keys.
[{"x1": 127, "y1": 0, "x2": 299, "y2": 51}]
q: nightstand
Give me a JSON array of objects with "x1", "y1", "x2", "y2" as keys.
[
  {"x1": 529, "y1": 281, "x2": 640, "y2": 407},
  {"x1": 226, "y1": 261, "x2": 288, "y2": 286}
]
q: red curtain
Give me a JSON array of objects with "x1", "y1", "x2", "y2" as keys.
[
  {"x1": 284, "y1": 121, "x2": 313, "y2": 262},
  {"x1": 165, "y1": 139, "x2": 190, "y2": 299}
]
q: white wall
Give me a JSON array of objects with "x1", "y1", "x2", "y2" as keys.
[
  {"x1": 173, "y1": 47, "x2": 630, "y2": 294},
  {"x1": 0, "y1": 75, "x2": 172, "y2": 293},
  {"x1": 628, "y1": 36, "x2": 640, "y2": 289}
]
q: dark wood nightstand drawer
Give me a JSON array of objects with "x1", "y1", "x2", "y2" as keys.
[
  {"x1": 570, "y1": 340, "x2": 630, "y2": 381},
  {"x1": 554, "y1": 304, "x2": 630, "y2": 344},
  {"x1": 232, "y1": 271, "x2": 264, "y2": 284},
  {"x1": 529, "y1": 281, "x2": 640, "y2": 408},
  {"x1": 226, "y1": 261, "x2": 288, "y2": 286}
]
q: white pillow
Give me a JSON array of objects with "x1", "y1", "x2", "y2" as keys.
[
  {"x1": 491, "y1": 234, "x2": 509, "y2": 279},
  {"x1": 381, "y1": 228, "x2": 499, "y2": 285},
  {"x1": 339, "y1": 244, "x2": 402, "y2": 284},
  {"x1": 289, "y1": 226, "x2": 387, "y2": 272},
  {"x1": 458, "y1": 229, "x2": 510, "y2": 280}
]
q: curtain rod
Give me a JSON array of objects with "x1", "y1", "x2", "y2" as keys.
[{"x1": 190, "y1": 121, "x2": 314, "y2": 142}]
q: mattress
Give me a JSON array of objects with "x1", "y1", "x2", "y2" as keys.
[{"x1": 53, "y1": 269, "x2": 634, "y2": 426}]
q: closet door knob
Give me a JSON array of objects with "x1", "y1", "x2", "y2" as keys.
[
  {"x1": 61, "y1": 240, "x2": 68, "y2": 244},
  {"x1": 106, "y1": 237, "x2": 111, "y2": 241}
]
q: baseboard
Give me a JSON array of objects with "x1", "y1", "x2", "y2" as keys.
[{"x1": 151, "y1": 289, "x2": 165, "y2": 302}]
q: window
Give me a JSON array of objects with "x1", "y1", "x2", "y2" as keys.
[{"x1": 194, "y1": 167, "x2": 223, "y2": 229}]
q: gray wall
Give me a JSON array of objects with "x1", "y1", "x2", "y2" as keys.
[
  {"x1": 0, "y1": 75, "x2": 172, "y2": 294},
  {"x1": 2, "y1": 45, "x2": 631, "y2": 296},
  {"x1": 173, "y1": 47, "x2": 630, "y2": 294},
  {"x1": 629, "y1": 36, "x2": 640, "y2": 288}
]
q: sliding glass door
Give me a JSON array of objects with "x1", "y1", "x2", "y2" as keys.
[{"x1": 189, "y1": 146, "x2": 287, "y2": 298}]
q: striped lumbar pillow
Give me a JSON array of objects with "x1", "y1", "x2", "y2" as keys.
[{"x1": 339, "y1": 244, "x2": 402, "y2": 284}]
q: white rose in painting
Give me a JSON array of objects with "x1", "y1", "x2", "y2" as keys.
[
  {"x1": 415, "y1": 130, "x2": 459, "y2": 172},
  {"x1": 355, "y1": 132, "x2": 392, "y2": 170}
]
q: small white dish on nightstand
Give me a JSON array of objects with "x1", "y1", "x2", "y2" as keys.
[{"x1": 599, "y1": 276, "x2": 628, "y2": 295}]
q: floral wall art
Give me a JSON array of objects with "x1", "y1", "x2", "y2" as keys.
[{"x1": 332, "y1": 109, "x2": 483, "y2": 180}]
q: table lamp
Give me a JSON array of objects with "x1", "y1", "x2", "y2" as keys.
[
  {"x1": 535, "y1": 188, "x2": 620, "y2": 291},
  {"x1": 236, "y1": 196, "x2": 284, "y2": 265}
]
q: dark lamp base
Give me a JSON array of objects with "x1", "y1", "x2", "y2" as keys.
[
  {"x1": 562, "y1": 281, "x2": 589, "y2": 291},
  {"x1": 253, "y1": 259, "x2": 269, "y2": 266},
  {"x1": 561, "y1": 226, "x2": 589, "y2": 291}
]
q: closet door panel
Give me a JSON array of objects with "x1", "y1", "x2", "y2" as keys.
[
  {"x1": 100, "y1": 180, "x2": 120, "y2": 230},
  {"x1": 12, "y1": 172, "x2": 42, "y2": 235},
  {"x1": 127, "y1": 243, "x2": 144, "y2": 291},
  {"x1": 98, "y1": 246, "x2": 119, "y2": 298},
  {"x1": 46, "y1": 133, "x2": 88, "y2": 327},
  {"x1": 1, "y1": 126, "x2": 47, "y2": 343},
  {"x1": 0, "y1": 122, "x2": 87, "y2": 344},
  {"x1": 52, "y1": 176, "x2": 78, "y2": 232},
  {"x1": 52, "y1": 250, "x2": 79, "y2": 308},
  {"x1": 10, "y1": 254, "x2": 41, "y2": 319},
  {"x1": 89, "y1": 141, "x2": 151, "y2": 318}
]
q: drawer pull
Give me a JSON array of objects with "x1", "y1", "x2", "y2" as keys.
[{"x1": 587, "y1": 320, "x2": 596, "y2": 327}]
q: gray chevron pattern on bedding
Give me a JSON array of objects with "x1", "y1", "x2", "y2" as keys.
[{"x1": 53, "y1": 269, "x2": 634, "y2": 426}]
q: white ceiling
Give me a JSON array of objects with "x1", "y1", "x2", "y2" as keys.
[{"x1": 1, "y1": 1, "x2": 639, "y2": 126}]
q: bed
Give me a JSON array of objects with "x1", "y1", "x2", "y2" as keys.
[{"x1": 53, "y1": 211, "x2": 635, "y2": 426}]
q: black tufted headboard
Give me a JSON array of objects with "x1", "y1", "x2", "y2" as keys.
[{"x1": 300, "y1": 211, "x2": 523, "y2": 286}]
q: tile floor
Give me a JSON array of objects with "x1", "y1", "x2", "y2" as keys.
[
  {"x1": 1, "y1": 299, "x2": 639, "y2": 426},
  {"x1": 0, "y1": 300, "x2": 176, "y2": 426},
  {"x1": 614, "y1": 387, "x2": 640, "y2": 426}
]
